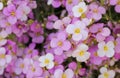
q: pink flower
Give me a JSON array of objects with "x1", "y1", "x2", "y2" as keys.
[
  {"x1": 0, "y1": 19, "x2": 13, "y2": 34},
  {"x1": 26, "y1": 61, "x2": 43, "y2": 78},
  {"x1": 54, "y1": 69, "x2": 74, "y2": 78},
  {"x1": 50, "y1": 32, "x2": 71, "y2": 55},
  {"x1": 3, "y1": 4, "x2": 22, "y2": 24},
  {"x1": 14, "y1": 58, "x2": 30, "y2": 75},
  {"x1": 87, "y1": 3, "x2": 106, "y2": 21},
  {"x1": 24, "y1": 43, "x2": 38, "y2": 58}
]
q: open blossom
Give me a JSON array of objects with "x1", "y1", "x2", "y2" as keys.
[
  {"x1": 0, "y1": 47, "x2": 12, "y2": 67},
  {"x1": 3, "y1": 4, "x2": 22, "y2": 24},
  {"x1": 72, "y1": 2, "x2": 87, "y2": 17},
  {"x1": 26, "y1": 61, "x2": 43, "y2": 78},
  {"x1": 72, "y1": 43, "x2": 90, "y2": 62},
  {"x1": 53, "y1": 16, "x2": 71, "y2": 30},
  {"x1": 24, "y1": 43, "x2": 38, "y2": 58},
  {"x1": 97, "y1": 41, "x2": 115, "y2": 57},
  {"x1": 0, "y1": 19, "x2": 13, "y2": 34},
  {"x1": 98, "y1": 67, "x2": 115, "y2": 78},
  {"x1": 54, "y1": 69, "x2": 74, "y2": 78},
  {"x1": 87, "y1": 3, "x2": 106, "y2": 21},
  {"x1": 89, "y1": 23, "x2": 111, "y2": 42},
  {"x1": 14, "y1": 58, "x2": 30, "y2": 75},
  {"x1": 39, "y1": 53, "x2": 54, "y2": 69},
  {"x1": 50, "y1": 32, "x2": 71, "y2": 55},
  {"x1": 66, "y1": 21, "x2": 88, "y2": 41}
]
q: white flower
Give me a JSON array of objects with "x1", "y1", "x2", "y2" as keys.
[
  {"x1": 72, "y1": 2, "x2": 87, "y2": 17},
  {"x1": 97, "y1": 41, "x2": 115, "y2": 57},
  {"x1": 39, "y1": 53, "x2": 54, "y2": 69},
  {"x1": 98, "y1": 67, "x2": 115, "y2": 78},
  {"x1": 0, "y1": 2, "x2": 3, "y2": 10},
  {"x1": 66, "y1": 21, "x2": 88, "y2": 41},
  {"x1": 72, "y1": 43, "x2": 90, "y2": 62}
]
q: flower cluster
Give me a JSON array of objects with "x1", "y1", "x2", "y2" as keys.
[{"x1": 0, "y1": 0, "x2": 119, "y2": 78}]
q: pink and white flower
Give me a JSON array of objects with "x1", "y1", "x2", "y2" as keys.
[
  {"x1": 97, "y1": 41, "x2": 115, "y2": 57},
  {"x1": 72, "y1": 43, "x2": 90, "y2": 62},
  {"x1": 66, "y1": 21, "x2": 88, "y2": 41},
  {"x1": 39, "y1": 53, "x2": 54, "y2": 69}
]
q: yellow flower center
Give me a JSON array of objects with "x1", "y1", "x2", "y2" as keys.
[
  {"x1": 104, "y1": 72, "x2": 109, "y2": 78},
  {"x1": 117, "y1": 0, "x2": 120, "y2": 5},
  {"x1": 18, "y1": 25, "x2": 22, "y2": 29},
  {"x1": 62, "y1": 73, "x2": 67, "y2": 78},
  {"x1": 93, "y1": 9, "x2": 98, "y2": 13},
  {"x1": 104, "y1": 45, "x2": 108, "y2": 51},
  {"x1": 11, "y1": 11, "x2": 15, "y2": 16},
  {"x1": 78, "y1": 8, "x2": 84, "y2": 13},
  {"x1": 31, "y1": 67, "x2": 36, "y2": 72},
  {"x1": 79, "y1": 50, "x2": 85, "y2": 56},
  {"x1": 28, "y1": 50, "x2": 32, "y2": 54},
  {"x1": 74, "y1": 28, "x2": 80, "y2": 34},
  {"x1": 6, "y1": 22, "x2": 11, "y2": 26},
  {"x1": 94, "y1": 52, "x2": 98, "y2": 56},
  {"x1": 35, "y1": 24, "x2": 40, "y2": 29},
  {"x1": 0, "y1": 36, "x2": 3, "y2": 41},
  {"x1": 57, "y1": 41, "x2": 63, "y2": 46},
  {"x1": 44, "y1": 59, "x2": 50, "y2": 64},
  {"x1": 68, "y1": 0, "x2": 72, "y2": 4},
  {"x1": 0, "y1": 54, "x2": 5, "y2": 58},
  {"x1": 45, "y1": 76, "x2": 49, "y2": 78},
  {"x1": 20, "y1": 63, "x2": 24, "y2": 68}
]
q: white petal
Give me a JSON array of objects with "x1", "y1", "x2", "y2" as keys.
[
  {"x1": 98, "y1": 75, "x2": 104, "y2": 78},
  {"x1": 6, "y1": 55, "x2": 12, "y2": 63},
  {"x1": 0, "y1": 59, "x2": 6, "y2": 66},
  {"x1": 0, "y1": 2, "x2": 3, "y2": 10},
  {"x1": 105, "y1": 49, "x2": 115, "y2": 57},
  {"x1": 46, "y1": 53, "x2": 54, "y2": 60},
  {"x1": 108, "y1": 70, "x2": 115, "y2": 77},
  {"x1": 72, "y1": 34, "x2": 82, "y2": 41},
  {"x1": 54, "y1": 69, "x2": 63, "y2": 78},
  {"x1": 78, "y1": 44, "x2": 88, "y2": 51},
  {"x1": 97, "y1": 50, "x2": 105, "y2": 57},
  {"x1": 0, "y1": 39, "x2": 7, "y2": 46},
  {"x1": 39, "y1": 56, "x2": 45, "y2": 63},
  {"x1": 98, "y1": 41, "x2": 105, "y2": 49},
  {"x1": 81, "y1": 31, "x2": 88, "y2": 40},
  {"x1": 0, "y1": 47, "x2": 6, "y2": 54},
  {"x1": 64, "y1": 69, "x2": 74, "y2": 78},
  {"x1": 0, "y1": 67, "x2": 4, "y2": 75},
  {"x1": 107, "y1": 41, "x2": 114, "y2": 48},
  {"x1": 46, "y1": 62, "x2": 54, "y2": 69},
  {"x1": 66, "y1": 24, "x2": 74, "y2": 34},
  {"x1": 100, "y1": 67, "x2": 107, "y2": 73}
]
